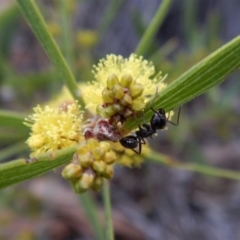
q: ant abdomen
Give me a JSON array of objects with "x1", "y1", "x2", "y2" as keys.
[{"x1": 119, "y1": 135, "x2": 142, "y2": 154}]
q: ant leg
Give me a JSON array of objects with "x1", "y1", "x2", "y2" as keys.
[
  {"x1": 136, "y1": 129, "x2": 146, "y2": 144},
  {"x1": 167, "y1": 106, "x2": 181, "y2": 126},
  {"x1": 132, "y1": 136, "x2": 142, "y2": 154},
  {"x1": 139, "y1": 137, "x2": 146, "y2": 144},
  {"x1": 132, "y1": 147, "x2": 141, "y2": 154},
  {"x1": 150, "y1": 107, "x2": 156, "y2": 114},
  {"x1": 138, "y1": 137, "x2": 142, "y2": 154}
]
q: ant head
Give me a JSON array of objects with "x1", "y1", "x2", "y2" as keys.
[
  {"x1": 157, "y1": 108, "x2": 165, "y2": 116},
  {"x1": 150, "y1": 108, "x2": 167, "y2": 130}
]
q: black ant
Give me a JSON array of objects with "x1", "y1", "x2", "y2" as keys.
[{"x1": 119, "y1": 107, "x2": 181, "y2": 154}]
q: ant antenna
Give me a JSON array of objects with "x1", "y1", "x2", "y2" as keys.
[{"x1": 167, "y1": 106, "x2": 181, "y2": 126}]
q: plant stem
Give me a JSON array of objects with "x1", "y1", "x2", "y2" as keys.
[
  {"x1": 59, "y1": 0, "x2": 73, "y2": 66},
  {"x1": 135, "y1": 0, "x2": 172, "y2": 56},
  {"x1": 0, "y1": 144, "x2": 79, "y2": 189},
  {"x1": 149, "y1": 151, "x2": 240, "y2": 180},
  {"x1": 16, "y1": 0, "x2": 84, "y2": 105},
  {"x1": 103, "y1": 181, "x2": 114, "y2": 240},
  {"x1": 80, "y1": 193, "x2": 105, "y2": 240}
]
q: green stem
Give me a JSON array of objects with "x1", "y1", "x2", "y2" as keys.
[
  {"x1": 59, "y1": 0, "x2": 73, "y2": 66},
  {"x1": 135, "y1": 0, "x2": 172, "y2": 56},
  {"x1": 80, "y1": 193, "x2": 104, "y2": 240},
  {"x1": 103, "y1": 181, "x2": 114, "y2": 240},
  {"x1": 149, "y1": 151, "x2": 240, "y2": 180},
  {"x1": 16, "y1": 0, "x2": 84, "y2": 105}
]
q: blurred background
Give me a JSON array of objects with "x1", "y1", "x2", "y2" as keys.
[{"x1": 1, "y1": 0, "x2": 240, "y2": 239}]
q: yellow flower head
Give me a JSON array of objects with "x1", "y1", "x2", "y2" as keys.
[
  {"x1": 81, "y1": 54, "x2": 166, "y2": 123},
  {"x1": 25, "y1": 102, "x2": 83, "y2": 156}
]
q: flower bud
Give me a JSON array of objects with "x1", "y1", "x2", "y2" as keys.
[
  {"x1": 77, "y1": 145, "x2": 89, "y2": 156},
  {"x1": 91, "y1": 177, "x2": 104, "y2": 191},
  {"x1": 107, "y1": 74, "x2": 119, "y2": 89},
  {"x1": 102, "y1": 165, "x2": 114, "y2": 179},
  {"x1": 78, "y1": 153, "x2": 92, "y2": 168},
  {"x1": 92, "y1": 160, "x2": 106, "y2": 174},
  {"x1": 130, "y1": 83, "x2": 144, "y2": 98},
  {"x1": 99, "y1": 141, "x2": 110, "y2": 152},
  {"x1": 102, "y1": 88, "x2": 114, "y2": 103},
  {"x1": 113, "y1": 84, "x2": 124, "y2": 99},
  {"x1": 104, "y1": 151, "x2": 116, "y2": 164},
  {"x1": 92, "y1": 147, "x2": 105, "y2": 160},
  {"x1": 120, "y1": 94, "x2": 132, "y2": 106},
  {"x1": 96, "y1": 104, "x2": 105, "y2": 116},
  {"x1": 87, "y1": 138, "x2": 99, "y2": 148},
  {"x1": 120, "y1": 74, "x2": 132, "y2": 87},
  {"x1": 131, "y1": 98, "x2": 145, "y2": 111},
  {"x1": 62, "y1": 163, "x2": 82, "y2": 180},
  {"x1": 79, "y1": 171, "x2": 95, "y2": 190},
  {"x1": 105, "y1": 105, "x2": 117, "y2": 117}
]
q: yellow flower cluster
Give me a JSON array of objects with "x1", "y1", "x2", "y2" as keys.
[
  {"x1": 81, "y1": 54, "x2": 166, "y2": 117},
  {"x1": 25, "y1": 103, "x2": 83, "y2": 157},
  {"x1": 62, "y1": 139, "x2": 116, "y2": 193}
]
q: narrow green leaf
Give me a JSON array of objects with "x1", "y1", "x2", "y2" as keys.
[
  {"x1": 127, "y1": 35, "x2": 240, "y2": 130},
  {"x1": 16, "y1": 0, "x2": 83, "y2": 105},
  {"x1": 135, "y1": 0, "x2": 173, "y2": 56},
  {"x1": 80, "y1": 193, "x2": 105, "y2": 240},
  {"x1": 0, "y1": 145, "x2": 78, "y2": 189},
  {"x1": 59, "y1": 0, "x2": 73, "y2": 65},
  {"x1": 103, "y1": 181, "x2": 114, "y2": 240},
  {"x1": 149, "y1": 151, "x2": 240, "y2": 181}
]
